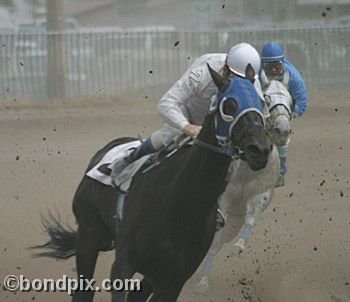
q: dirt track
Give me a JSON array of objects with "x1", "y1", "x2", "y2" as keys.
[{"x1": 0, "y1": 88, "x2": 349, "y2": 301}]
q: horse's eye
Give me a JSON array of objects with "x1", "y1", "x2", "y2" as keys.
[{"x1": 222, "y1": 98, "x2": 237, "y2": 116}]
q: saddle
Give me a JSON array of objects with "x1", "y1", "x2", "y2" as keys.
[{"x1": 86, "y1": 135, "x2": 193, "y2": 192}]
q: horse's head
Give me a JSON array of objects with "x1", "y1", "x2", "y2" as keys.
[
  {"x1": 207, "y1": 64, "x2": 272, "y2": 171},
  {"x1": 264, "y1": 80, "x2": 292, "y2": 146}
]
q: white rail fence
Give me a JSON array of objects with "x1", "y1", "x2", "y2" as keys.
[{"x1": 0, "y1": 27, "x2": 348, "y2": 102}]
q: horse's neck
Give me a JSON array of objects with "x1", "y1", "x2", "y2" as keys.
[
  {"x1": 221, "y1": 146, "x2": 279, "y2": 215},
  {"x1": 187, "y1": 117, "x2": 230, "y2": 189},
  {"x1": 173, "y1": 115, "x2": 231, "y2": 214},
  {"x1": 228, "y1": 145, "x2": 279, "y2": 190},
  {"x1": 196, "y1": 113, "x2": 218, "y2": 146}
]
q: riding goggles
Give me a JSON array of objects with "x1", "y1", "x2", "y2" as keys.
[{"x1": 263, "y1": 61, "x2": 283, "y2": 75}]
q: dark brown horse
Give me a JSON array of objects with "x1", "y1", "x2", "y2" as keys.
[{"x1": 32, "y1": 64, "x2": 272, "y2": 301}]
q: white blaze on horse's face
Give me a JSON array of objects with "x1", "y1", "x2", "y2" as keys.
[{"x1": 264, "y1": 80, "x2": 292, "y2": 146}]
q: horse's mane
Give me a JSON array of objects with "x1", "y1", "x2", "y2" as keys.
[
  {"x1": 265, "y1": 80, "x2": 292, "y2": 109},
  {"x1": 265, "y1": 80, "x2": 290, "y2": 98}
]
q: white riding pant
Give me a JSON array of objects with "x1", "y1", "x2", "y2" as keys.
[
  {"x1": 150, "y1": 108, "x2": 191, "y2": 150},
  {"x1": 150, "y1": 123, "x2": 183, "y2": 150}
]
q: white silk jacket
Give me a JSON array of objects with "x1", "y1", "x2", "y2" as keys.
[{"x1": 157, "y1": 53, "x2": 264, "y2": 131}]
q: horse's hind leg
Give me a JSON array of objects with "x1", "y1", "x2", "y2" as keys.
[
  {"x1": 127, "y1": 278, "x2": 153, "y2": 302},
  {"x1": 72, "y1": 223, "x2": 103, "y2": 302},
  {"x1": 111, "y1": 250, "x2": 136, "y2": 302}
]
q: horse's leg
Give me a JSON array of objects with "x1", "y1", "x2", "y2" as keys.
[
  {"x1": 72, "y1": 223, "x2": 102, "y2": 302},
  {"x1": 231, "y1": 191, "x2": 272, "y2": 256},
  {"x1": 110, "y1": 250, "x2": 135, "y2": 302},
  {"x1": 195, "y1": 229, "x2": 223, "y2": 294},
  {"x1": 71, "y1": 178, "x2": 116, "y2": 302},
  {"x1": 127, "y1": 278, "x2": 153, "y2": 302}
]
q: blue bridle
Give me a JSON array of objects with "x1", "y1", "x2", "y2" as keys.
[
  {"x1": 213, "y1": 77, "x2": 265, "y2": 146},
  {"x1": 195, "y1": 76, "x2": 266, "y2": 159}
]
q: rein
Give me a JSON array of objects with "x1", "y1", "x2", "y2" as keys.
[{"x1": 193, "y1": 138, "x2": 243, "y2": 159}]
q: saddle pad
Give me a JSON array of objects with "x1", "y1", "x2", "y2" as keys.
[{"x1": 86, "y1": 140, "x2": 151, "y2": 191}]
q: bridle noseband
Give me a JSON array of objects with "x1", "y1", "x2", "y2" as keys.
[{"x1": 266, "y1": 104, "x2": 292, "y2": 133}]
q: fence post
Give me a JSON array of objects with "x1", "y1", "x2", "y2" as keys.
[{"x1": 46, "y1": 0, "x2": 65, "y2": 100}]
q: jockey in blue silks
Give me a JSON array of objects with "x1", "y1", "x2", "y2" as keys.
[{"x1": 260, "y1": 41, "x2": 308, "y2": 187}]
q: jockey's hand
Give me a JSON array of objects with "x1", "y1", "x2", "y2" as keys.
[
  {"x1": 293, "y1": 104, "x2": 302, "y2": 118},
  {"x1": 292, "y1": 111, "x2": 299, "y2": 119},
  {"x1": 182, "y1": 123, "x2": 202, "y2": 138}
]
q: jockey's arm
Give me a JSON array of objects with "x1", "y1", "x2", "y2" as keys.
[
  {"x1": 287, "y1": 63, "x2": 308, "y2": 117},
  {"x1": 157, "y1": 76, "x2": 193, "y2": 130},
  {"x1": 157, "y1": 64, "x2": 206, "y2": 135}
]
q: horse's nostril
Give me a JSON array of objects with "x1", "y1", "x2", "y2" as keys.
[{"x1": 282, "y1": 130, "x2": 291, "y2": 137}]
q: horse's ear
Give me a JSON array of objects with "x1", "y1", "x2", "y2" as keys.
[
  {"x1": 207, "y1": 63, "x2": 229, "y2": 92},
  {"x1": 245, "y1": 63, "x2": 255, "y2": 83}
]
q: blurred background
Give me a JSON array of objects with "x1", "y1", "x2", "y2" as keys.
[{"x1": 0, "y1": 0, "x2": 349, "y2": 102}]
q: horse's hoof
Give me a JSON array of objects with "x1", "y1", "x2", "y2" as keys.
[
  {"x1": 194, "y1": 276, "x2": 209, "y2": 295},
  {"x1": 231, "y1": 238, "x2": 245, "y2": 257},
  {"x1": 275, "y1": 174, "x2": 285, "y2": 188}
]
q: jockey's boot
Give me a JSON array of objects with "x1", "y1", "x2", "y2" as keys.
[
  {"x1": 275, "y1": 173, "x2": 285, "y2": 187},
  {"x1": 216, "y1": 208, "x2": 226, "y2": 231},
  {"x1": 111, "y1": 138, "x2": 156, "y2": 177}
]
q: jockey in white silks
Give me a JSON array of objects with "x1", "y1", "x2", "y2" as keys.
[
  {"x1": 260, "y1": 41, "x2": 308, "y2": 187},
  {"x1": 111, "y1": 42, "x2": 268, "y2": 229}
]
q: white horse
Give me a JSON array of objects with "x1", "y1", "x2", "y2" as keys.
[
  {"x1": 265, "y1": 80, "x2": 293, "y2": 147},
  {"x1": 196, "y1": 80, "x2": 293, "y2": 292}
]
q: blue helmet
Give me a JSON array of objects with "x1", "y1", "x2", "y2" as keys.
[{"x1": 261, "y1": 42, "x2": 284, "y2": 63}]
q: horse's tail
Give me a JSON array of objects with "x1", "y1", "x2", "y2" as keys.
[{"x1": 30, "y1": 211, "x2": 77, "y2": 259}]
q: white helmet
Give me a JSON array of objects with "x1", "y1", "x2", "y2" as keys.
[{"x1": 226, "y1": 43, "x2": 261, "y2": 78}]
